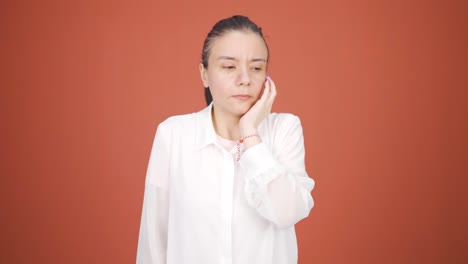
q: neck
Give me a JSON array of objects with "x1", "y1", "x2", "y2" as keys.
[{"x1": 211, "y1": 105, "x2": 241, "y2": 141}]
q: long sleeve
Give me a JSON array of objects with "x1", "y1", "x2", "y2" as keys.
[
  {"x1": 136, "y1": 124, "x2": 170, "y2": 264},
  {"x1": 239, "y1": 115, "x2": 315, "y2": 229},
  {"x1": 135, "y1": 106, "x2": 310, "y2": 263}
]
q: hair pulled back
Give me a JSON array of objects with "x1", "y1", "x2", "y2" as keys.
[{"x1": 201, "y1": 15, "x2": 269, "y2": 105}]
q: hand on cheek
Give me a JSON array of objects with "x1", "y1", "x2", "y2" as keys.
[{"x1": 239, "y1": 75, "x2": 277, "y2": 137}]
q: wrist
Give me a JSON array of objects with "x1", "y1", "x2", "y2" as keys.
[
  {"x1": 236, "y1": 133, "x2": 261, "y2": 161},
  {"x1": 240, "y1": 127, "x2": 257, "y2": 137},
  {"x1": 240, "y1": 133, "x2": 261, "y2": 152}
]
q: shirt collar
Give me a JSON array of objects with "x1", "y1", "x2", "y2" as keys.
[{"x1": 196, "y1": 102, "x2": 218, "y2": 150}]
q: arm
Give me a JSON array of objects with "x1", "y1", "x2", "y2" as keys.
[
  {"x1": 239, "y1": 76, "x2": 314, "y2": 229},
  {"x1": 136, "y1": 124, "x2": 170, "y2": 263},
  {"x1": 239, "y1": 116, "x2": 315, "y2": 229}
]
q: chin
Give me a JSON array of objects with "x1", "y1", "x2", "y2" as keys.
[{"x1": 233, "y1": 104, "x2": 253, "y2": 116}]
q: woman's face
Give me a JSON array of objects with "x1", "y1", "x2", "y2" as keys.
[{"x1": 200, "y1": 30, "x2": 268, "y2": 118}]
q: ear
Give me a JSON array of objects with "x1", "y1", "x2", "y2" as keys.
[{"x1": 199, "y1": 63, "x2": 209, "y2": 88}]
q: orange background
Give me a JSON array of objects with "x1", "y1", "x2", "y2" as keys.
[{"x1": 1, "y1": 0, "x2": 466, "y2": 263}]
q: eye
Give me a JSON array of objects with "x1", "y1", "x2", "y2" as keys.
[
  {"x1": 222, "y1": 65, "x2": 235, "y2": 70},
  {"x1": 252, "y1": 66, "x2": 263, "y2": 71}
]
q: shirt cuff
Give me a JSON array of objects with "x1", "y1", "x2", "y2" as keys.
[{"x1": 239, "y1": 142, "x2": 277, "y2": 173}]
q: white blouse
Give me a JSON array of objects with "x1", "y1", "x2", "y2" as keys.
[{"x1": 136, "y1": 103, "x2": 315, "y2": 264}]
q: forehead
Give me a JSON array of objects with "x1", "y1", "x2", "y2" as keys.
[{"x1": 209, "y1": 30, "x2": 268, "y2": 61}]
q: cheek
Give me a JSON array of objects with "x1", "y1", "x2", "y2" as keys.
[
  {"x1": 252, "y1": 76, "x2": 266, "y2": 97},
  {"x1": 207, "y1": 75, "x2": 228, "y2": 98},
  {"x1": 207, "y1": 70, "x2": 266, "y2": 98},
  {"x1": 208, "y1": 76, "x2": 223, "y2": 89},
  {"x1": 207, "y1": 70, "x2": 229, "y2": 85},
  {"x1": 207, "y1": 70, "x2": 236, "y2": 90}
]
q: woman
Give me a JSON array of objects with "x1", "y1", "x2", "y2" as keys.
[{"x1": 137, "y1": 15, "x2": 315, "y2": 264}]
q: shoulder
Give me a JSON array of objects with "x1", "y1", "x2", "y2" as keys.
[
  {"x1": 260, "y1": 112, "x2": 304, "y2": 142},
  {"x1": 157, "y1": 112, "x2": 198, "y2": 133},
  {"x1": 260, "y1": 112, "x2": 305, "y2": 148},
  {"x1": 265, "y1": 112, "x2": 302, "y2": 128}
]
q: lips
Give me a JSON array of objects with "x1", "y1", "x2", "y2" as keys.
[{"x1": 232, "y1": 94, "x2": 252, "y2": 100}]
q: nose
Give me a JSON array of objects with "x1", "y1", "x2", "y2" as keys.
[{"x1": 236, "y1": 67, "x2": 251, "y2": 87}]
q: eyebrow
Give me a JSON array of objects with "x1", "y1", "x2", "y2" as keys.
[{"x1": 217, "y1": 56, "x2": 267, "y2": 62}]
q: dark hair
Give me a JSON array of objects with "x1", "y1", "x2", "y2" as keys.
[{"x1": 202, "y1": 15, "x2": 269, "y2": 105}]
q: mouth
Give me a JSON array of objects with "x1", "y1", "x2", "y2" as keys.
[{"x1": 232, "y1": 94, "x2": 252, "y2": 101}]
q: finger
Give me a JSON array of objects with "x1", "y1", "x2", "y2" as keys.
[
  {"x1": 259, "y1": 76, "x2": 270, "y2": 102},
  {"x1": 266, "y1": 76, "x2": 276, "y2": 101}
]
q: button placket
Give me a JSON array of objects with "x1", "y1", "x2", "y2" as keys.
[{"x1": 220, "y1": 151, "x2": 234, "y2": 264}]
